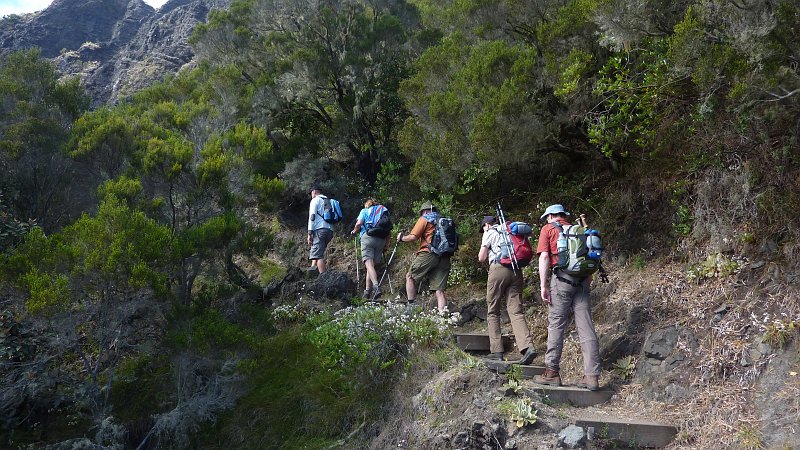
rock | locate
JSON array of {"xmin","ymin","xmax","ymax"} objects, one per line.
[
  {"xmin": 642, "ymin": 326, "xmax": 679, "ymax": 360},
  {"xmin": 664, "ymin": 383, "xmax": 692, "ymax": 402},
  {"xmin": 558, "ymin": 424, "xmax": 586, "ymax": 448},
  {"xmin": 308, "ymin": 270, "xmax": 355, "ymax": 302}
]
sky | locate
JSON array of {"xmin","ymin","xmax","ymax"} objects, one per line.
[{"xmin": 0, "ymin": 0, "xmax": 170, "ymax": 18}]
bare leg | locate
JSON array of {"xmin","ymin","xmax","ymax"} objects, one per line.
[
  {"xmin": 317, "ymin": 258, "xmax": 327, "ymax": 273},
  {"xmin": 364, "ymin": 259, "xmax": 378, "ymax": 290},
  {"xmin": 405, "ymin": 273, "xmax": 417, "ymax": 300},
  {"xmin": 435, "ymin": 290, "xmax": 447, "ymax": 312}
]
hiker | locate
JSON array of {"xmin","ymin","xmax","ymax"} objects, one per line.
[
  {"xmin": 533, "ymin": 204, "xmax": 602, "ymax": 391},
  {"xmin": 351, "ymin": 198, "xmax": 389, "ymax": 298},
  {"xmin": 307, "ymin": 186, "xmax": 334, "ymax": 274},
  {"xmin": 396, "ymin": 202, "xmax": 450, "ymax": 312},
  {"xmin": 477, "ymin": 215, "xmax": 537, "ymax": 364}
]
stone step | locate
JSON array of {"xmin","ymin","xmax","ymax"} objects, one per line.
[
  {"xmin": 481, "ymin": 359, "xmax": 545, "ymax": 378},
  {"xmin": 454, "ymin": 332, "xmax": 513, "ymax": 352},
  {"xmin": 573, "ymin": 415, "xmax": 678, "ymax": 448},
  {"xmin": 524, "ymin": 384, "xmax": 615, "ymax": 407}
]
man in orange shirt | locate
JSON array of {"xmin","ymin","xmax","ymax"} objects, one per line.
[
  {"xmin": 396, "ymin": 202, "xmax": 450, "ymax": 312},
  {"xmin": 532, "ymin": 204, "xmax": 602, "ymax": 390}
]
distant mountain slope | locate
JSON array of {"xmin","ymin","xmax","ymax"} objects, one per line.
[{"xmin": 0, "ymin": 0, "xmax": 232, "ymax": 105}]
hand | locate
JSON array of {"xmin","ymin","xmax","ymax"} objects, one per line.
[
  {"xmin": 351, "ymin": 229, "xmax": 357, "ymax": 235},
  {"xmin": 307, "ymin": 234, "xmax": 312, "ymax": 246},
  {"xmin": 540, "ymin": 286, "xmax": 551, "ymax": 305},
  {"xmin": 396, "ymin": 231, "xmax": 403, "ymax": 242}
]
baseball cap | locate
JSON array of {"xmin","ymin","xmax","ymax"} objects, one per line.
[{"xmin": 479, "ymin": 215, "xmax": 496, "ymax": 232}]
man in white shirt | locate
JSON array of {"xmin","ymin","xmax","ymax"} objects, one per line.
[{"xmin": 308, "ymin": 186, "xmax": 334, "ymax": 274}]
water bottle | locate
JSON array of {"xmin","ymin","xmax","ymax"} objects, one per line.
[
  {"xmin": 585, "ymin": 229, "xmax": 602, "ymax": 260},
  {"xmin": 556, "ymin": 229, "xmax": 568, "ymax": 267}
]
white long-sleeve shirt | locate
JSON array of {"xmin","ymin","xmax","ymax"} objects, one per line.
[{"xmin": 308, "ymin": 195, "xmax": 334, "ymax": 232}]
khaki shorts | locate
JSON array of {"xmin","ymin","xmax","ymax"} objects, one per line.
[
  {"xmin": 309, "ymin": 228, "xmax": 333, "ymax": 260},
  {"xmin": 408, "ymin": 251, "xmax": 450, "ymax": 291},
  {"xmin": 360, "ymin": 234, "xmax": 385, "ymax": 263}
]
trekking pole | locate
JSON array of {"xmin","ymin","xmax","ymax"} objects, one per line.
[
  {"xmin": 372, "ymin": 240, "xmax": 399, "ymax": 301},
  {"xmin": 496, "ymin": 202, "xmax": 520, "ymax": 274},
  {"xmin": 354, "ymin": 235, "xmax": 360, "ymax": 292}
]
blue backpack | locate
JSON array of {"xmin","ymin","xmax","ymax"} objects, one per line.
[
  {"xmin": 320, "ymin": 196, "xmax": 343, "ymax": 224},
  {"xmin": 365, "ymin": 205, "xmax": 392, "ymax": 238}
]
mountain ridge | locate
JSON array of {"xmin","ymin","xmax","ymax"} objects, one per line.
[{"xmin": 0, "ymin": 0, "xmax": 232, "ymax": 105}]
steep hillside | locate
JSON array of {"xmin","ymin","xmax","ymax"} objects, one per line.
[{"xmin": 0, "ymin": 0, "xmax": 231, "ymax": 104}]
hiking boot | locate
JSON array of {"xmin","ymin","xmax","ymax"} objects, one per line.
[
  {"xmin": 371, "ymin": 287, "xmax": 382, "ymax": 299},
  {"xmin": 532, "ymin": 368, "xmax": 561, "ymax": 386},
  {"xmin": 518, "ymin": 347, "xmax": 537, "ymax": 365},
  {"xmin": 362, "ymin": 288, "xmax": 373, "ymax": 299},
  {"xmin": 577, "ymin": 375, "xmax": 600, "ymax": 391},
  {"xmin": 485, "ymin": 352, "xmax": 504, "ymax": 360}
]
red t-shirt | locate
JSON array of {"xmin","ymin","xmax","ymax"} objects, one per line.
[{"xmin": 536, "ymin": 218, "xmax": 570, "ymax": 266}]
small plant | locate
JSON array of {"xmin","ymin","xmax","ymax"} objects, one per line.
[
  {"xmin": 458, "ymin": 354, "xmax": 486, "ymax": 370},
  {"xmin": 762, "ymin": 320, "xmax": 798, "ymax": 348},
  {"xmin": 502, "ymin": 378, "xmax": 523, "ymax": 394},
  {"xmin": 612, "ymin": 355, "xmax": 636, "ymax": 380},
  {"xmin": 497, "ymin": 398, "xmax": 538, "ymax": 427},
  {"xmin": 506, "ymin": 363, "xmax": 523, "ymax": 383},
  {"xmin": 686, "ymin": 253, "xmax": 746, "ymax": 282},
  {"xmin": 736, "ymin": 424, "xmax": 764, "ymax": 450},
  {"xmin": 630, "ymin": 254, "xmax": 646, "ymax": 270}
]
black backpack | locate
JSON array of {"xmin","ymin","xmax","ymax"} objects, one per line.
[
  {"xmin": 365, "ymin": 205, "xmax": 393, "ymax": 238},
  {"xmin": 428, "ymin": 215, "xmax": 458, "ymax": 256}
]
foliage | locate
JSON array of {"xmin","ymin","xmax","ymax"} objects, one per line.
[
  {"xmin": 686, "ymin": 253, "xmax": 746, "ymax": 283},
  {"xmin": 497, "ymin": 397, "xmax": 538, "ymax": 427},
  {"xmin": 612, "ymin": 355, "xmax": 636, "ymax": 380},
  {"xmin": 0, "ymin": 49, "xmax": 90, "ymax": 230},
  {"xmin": 305, "ymin": 303, "xmax": 459, "ymax": 377},
  {"xmin": 762, "ymin": 319, "xmax": 798, "ymax": 349}
]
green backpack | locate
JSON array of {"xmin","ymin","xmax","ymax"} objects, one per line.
[{"xmin": 553, "ymin": 223, "xmax": 600, "ymax": 278}]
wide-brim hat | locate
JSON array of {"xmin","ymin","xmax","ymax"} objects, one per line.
[
  {"xmin": 419, "ymin": 201, "xmax": 436, "ymax": 213},
  {"xmin": 479, "ymin": 215, "xmax": 496, "ymax": 232},
  {"xmin": 540, "ymin": 204, "xmax": 570, "ymax": 220}
]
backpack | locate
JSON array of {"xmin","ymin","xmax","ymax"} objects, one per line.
[
  {"xmin": 426, "ymin": 213, "xmax": 458, "ymax": 256},
  {"xmin": 497, "ymin": 221, "xmax": 534, "ymax": 269},
  {"xmin": 553, "ymin": 223, "xmax": 603, "ymax": 277},
  {"xmin": 320, "ymin": 196, "xmax": 343, "ymax": 224},
  {"xmin": 365, "ymin": 205, "xmax": 393, "ymax": 238}
]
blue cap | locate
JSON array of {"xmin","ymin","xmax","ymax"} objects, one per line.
[{"xmin": 540, "ymin": 204, "xmax": 570, "ymax": 220}]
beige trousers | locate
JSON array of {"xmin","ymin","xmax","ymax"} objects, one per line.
[{"xmin": 486, "ymin": 264, "xmax": 534, "ymax": 354}]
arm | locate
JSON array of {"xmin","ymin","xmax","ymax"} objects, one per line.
[
  {"xmin": 478, "ymin": 245, "xmax": 489, "ymax": 263},
  {"xmin": 351, "ymin": 219, "xmax": 364, "ymax": 235},
  {"xmin": 539, "ymin": 251, "xmax": 551, "ymax": 305},
  {"xmin": 397, "ymin": 231, "xmax": 419, "ymax": 243},
  {"xmin": 308, "ymin": 198, "xmax": 317, "ymax": 245}
]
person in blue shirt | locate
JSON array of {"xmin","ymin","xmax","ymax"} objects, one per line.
[
  {"xmin": 307, "ymin": 186, "xmax": 334, "ymax": 274},
  {"xmin": 351, "ymin": 198, "xmax": 389, "ymax": 298}
]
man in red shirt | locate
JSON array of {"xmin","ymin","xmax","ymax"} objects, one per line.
[
  {"xmin": 396, "ymin": 202, "xmax": 451, "ymax": 312},
  {"xmin": 532, "ymin": 204, "xmax": 602, "ymax": 390}
]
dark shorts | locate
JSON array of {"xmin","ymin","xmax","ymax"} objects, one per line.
[
  {"xmin": 309, "ymin": 228, "xmax": 333, "ymax": 260},
  {"xmin": 408, "ymin": 251, "xmax": 450, "ymax": 291}
]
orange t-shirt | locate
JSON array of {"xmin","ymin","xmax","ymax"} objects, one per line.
[
  {"xmin": 409, "ymin": 216, "xmax": 435, "ymax": 253},
  {"xmin": 536, "ymin": 218, "xmax": 570, "ymax": 266}
]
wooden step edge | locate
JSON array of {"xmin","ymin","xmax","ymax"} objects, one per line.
[
  {"xmin": 481, "ymin": 359, "xmax": 545, "ymax": 378},
  {"xmin": 523, "ymin": 385, "xmax": 615, "ymax": 407},
  {"xmin": 454, "ymin": 333, "xmax": 513, "ymax": 352},
  {"xmin": 573, "ymin": 415, "xmax": 678, "ymax": 448}
]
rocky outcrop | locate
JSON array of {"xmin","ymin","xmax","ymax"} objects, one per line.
[{"xmin": 0, "ymin": 0, "xmax": 232, "ymax": 105}]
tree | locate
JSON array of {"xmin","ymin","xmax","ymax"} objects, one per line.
[
  {"xmin": 192, "ymin": 0, "xmax": 423, "ymax": 186},
  {"xmin": 0, "ymin": 49, "xmax": 90, "ymax": 230}
]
